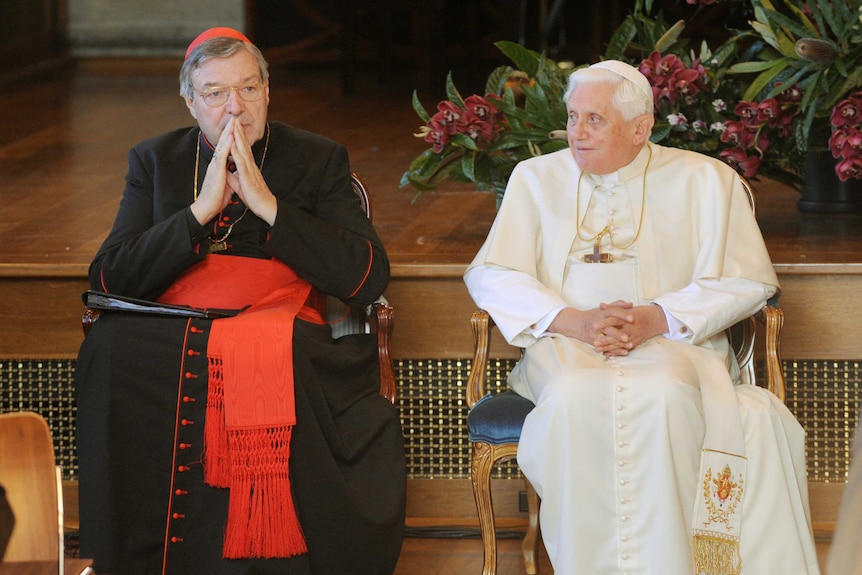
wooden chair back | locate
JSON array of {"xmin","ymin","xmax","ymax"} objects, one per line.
[{"xmin": 0, "ymin": 411, "xmax": 62, "ymax": 562}]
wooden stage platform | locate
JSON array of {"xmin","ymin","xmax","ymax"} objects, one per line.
[{"xmin": 2, "ymin": 58, "xmax": 861, "ymax": 538}]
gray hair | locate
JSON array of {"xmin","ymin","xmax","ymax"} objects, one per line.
[
  {"xmin": 179, "ymin": 37, "xmax": 270, "ymax": 100},
  {"xmin": 564, "ymin": 66, "xmax": 653, "ymax": 120}
]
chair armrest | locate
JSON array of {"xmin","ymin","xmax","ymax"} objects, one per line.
[
  {"xmin": 370, "ymin": 298, "xmax": 397, "ymax": 404},
  {"xmin": 467, "ymin": 309, "xmax": 494, "ymax": 409},
  {"xmin": 757, "ymin": 300, "xmax": 786, "ymax": 403},
  {"xmin": 82, "ymin": 308, "xmax": 101, "ymax": 336}
]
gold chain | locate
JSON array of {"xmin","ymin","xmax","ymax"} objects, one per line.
[
  {"xmin": 575, "ymin": 144, "xmax": 652, "ymax": 251},
  {"xmin": 193, "ymin": 123, "xmax": 270, "ymax": 252}
]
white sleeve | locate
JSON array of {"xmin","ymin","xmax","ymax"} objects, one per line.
[
  {"xmin": 464, "ymin": 264, "xmax": 569, "ymax": 347},
  {"xmin": 652, "ymin": 276, "xmax": 777, "ymax": 345}
]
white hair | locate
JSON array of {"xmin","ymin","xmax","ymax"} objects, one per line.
[{"xmin": 564, "ymin": 66, "xmax": 653, "ymax": 120}]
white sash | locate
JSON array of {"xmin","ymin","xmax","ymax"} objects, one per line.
[{"xmin": 677, "ymin": 345, "xmax": 746, "ymax": 575}]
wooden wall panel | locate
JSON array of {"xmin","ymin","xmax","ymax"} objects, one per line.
[
  {"xmin": 2, "ymin": 267, "xmax": 862, "ymax": 362},
  {"xmin": 384, "ymin": 273, "xmax": 520, "ymax": 360},
  {"xmin": 0, "ymin": 277, "xmax": 87, "ymax": 359},
  {"xmin": 774, "ymin": 270, "xmax": 862, "ymax": 360}
]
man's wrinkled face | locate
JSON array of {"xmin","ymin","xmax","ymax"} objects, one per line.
[
  {"xmin": 566, "ymin": 81, "xmax": 649, "ymax": 175},
  {"xmin": 185, "ymin": 49, "xmax": 269, "ymax": 147}
]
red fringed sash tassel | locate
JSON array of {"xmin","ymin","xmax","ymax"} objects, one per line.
[
  {"xmin": 205, "ymin": 283, "xmax": 313, "ymax": 558},
  {"xmin": 203, "ymin": 354, "xmax": 229, "ymax": 483},
  {"xmin": 221, "ymin": 425, "xmax": 305, "ymax": 558}
]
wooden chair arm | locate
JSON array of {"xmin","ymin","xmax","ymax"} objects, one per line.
[
  {"xmin": 730, "ymin": 315, "xmax": 757, "ymax": 388},
  {"xmin": 757, "ymin": 301, "xmax": 786, "ymax": 403},
  {"xmin": 82, "ymin": 308, "xmax": 100, "ymax": 336},
  {"xmin": 371, "ymin": 298, "xmax": 397, "ymax": 405},
  {"xmin": 467, "ymin": 309, "xmax": 494, "ymax": 409}
]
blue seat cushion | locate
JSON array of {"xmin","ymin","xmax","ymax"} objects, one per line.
[{"xmin": 467, "ymin": 390, "xmax": 536, "ymax": 445}]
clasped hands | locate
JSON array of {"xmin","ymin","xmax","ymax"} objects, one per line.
[
  {"xmin": 191, "ymin": 117, "xmax": 277, "ymax": 227},
  {"xmin": 550, "ymin": 300, "xmax": 669, "ymax": 357}
]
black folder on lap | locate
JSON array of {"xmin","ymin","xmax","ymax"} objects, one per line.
[{"xmin": 82, "ymin": 290, "xmax": 239, "ymax": 319}]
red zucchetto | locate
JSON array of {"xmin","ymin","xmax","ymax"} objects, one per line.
[{"xmin": 185, "ymin": 27, "xmax": 252, "ymax": 60}]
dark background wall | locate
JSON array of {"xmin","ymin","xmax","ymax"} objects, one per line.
[
  {"xmin": 1, "ymin": 0, "xmax": 67, "ymax": 82},
  {"xmin": 3, "ymin": 0, "xmax": 757, "ymax": 92}
]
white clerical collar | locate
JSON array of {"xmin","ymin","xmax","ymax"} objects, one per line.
[{"xmin": 618, "ymin": 143, "xmax": 654, "ymax": 182}]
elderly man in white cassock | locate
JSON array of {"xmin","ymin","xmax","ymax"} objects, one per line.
[{"xmin": 464, "ymin": 60, "xmax": 821, "ymax": 575}]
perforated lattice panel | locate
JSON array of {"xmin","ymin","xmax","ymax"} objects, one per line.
[
  {"xmin": 0, "ymin": 358, "xmax": 859, "ymax": 483},
  {"xmin": 783, "ymin": 360, "xmax": 862, "ymax": 482},
  {"xmin": 396, "ymin": 358, "xmax": 521, "ymax": 479}
]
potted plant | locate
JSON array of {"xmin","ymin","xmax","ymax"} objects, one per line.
[
  {"xmin": 602, "ymin": 0, "xmax": 805, "ymax": 187},
  {"xmin": 401, "ymin": 0, "xmax": 859, "ymax": 207},
  {"xmin": 399, "ymin": 41, "xmax": 571, "ymax": 205},
  {"xmin": 727, "ymin": 0, "xmax": 862, "ymax": 209},
  {"xmin": 399, "ymin": 9, "xmax": 756, "ymax": 203}
]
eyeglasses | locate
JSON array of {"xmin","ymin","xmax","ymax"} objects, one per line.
[{"xmin": 193, "ymin": 81, "xmax": 267, "ymax": 107}]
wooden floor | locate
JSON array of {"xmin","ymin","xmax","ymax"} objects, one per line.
[
  {"xmin": 2, "ymin": 57, "xmax": 853, "ymax": 573},
  {"xmin": 392, "ymin": 521, "xmax": 834, "ymax": 574},
  {"xmin": 395, "ymin": 528, "xmax": 554, "ymax": 575}
]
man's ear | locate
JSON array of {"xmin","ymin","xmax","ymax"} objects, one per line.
[
  {"xmin": 633, "ymin": 114, "xmax": 655, "ymax": 145},
  {"xmin": 185, "ymin": 97, "xmax": 198, "ymax": 120}
]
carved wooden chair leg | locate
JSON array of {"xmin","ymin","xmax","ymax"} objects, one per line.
[
  {"xmin": 522, "ymin": 478, "xmax": 541, "ymax": 574},
  {"xmin": 471, "ymin": 441, "xmax": 500, "ymax": 575}
]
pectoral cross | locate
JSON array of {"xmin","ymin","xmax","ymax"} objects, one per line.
[
  {"xmin": 208, "ymin": 239, "xmax": 228, "ymax": 253},
  {"xmin": 583, "ymin": 225, "xmax": 614, "ymax": 263}
]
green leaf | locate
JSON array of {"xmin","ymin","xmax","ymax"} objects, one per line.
[
  {"xmin": 445, "ymin": 72, "xmax": 465, "ymax": 107},
  {"xmin": 764, "ymin": 6, "xmax": 817, "ymax": 41},
  {"xmin": 760, "ymin": 64, "xmax": 811, "ymax": 103},
  {"xmin": 521, "ymin": 82, "xmax": 550, "ymax": 115},
  {"xmin": 740, "ymin": 58, "xmax": 791, "ymax": 100},
  {"xmin": 494, "ymin": 41, "xmax": 542, "ymax": 77},
  {"xmin": 727, "ymin": 59, "xmax": 787, "ymax": 74},
  {"xmin": 450, "ymin": 133, "xmax": 479, "ymax": 150},
  {"xmin": 605, "ymin": 16, "xmax": 638, "ymax": 61},
  {"xmin": 798, "ymin": 68, "xmax": 825, "ymax": 112},
  {"xmin": 411, "ymin": 90, "xmax": 431, "ymax": 123},
  {"xmin": 797, "ymin": 94, "xmax": 820, "ymax": 148},
  {"xmin": 461, "ymin": 152, "xmax": 476, "ymax": 182},
  {"xmin": 539, "ymin": 139, "xmax": 569, "ymax": 154},
  {"xmin": 709, "ymin": 39, "xmax": 739, "ymax": 69},
  {"xmin": 486, "ymin": 65, "xmax": 513, "ymax": 95},
  {"xmin": 777, "ymin": 0, "xmax": 821, "ymax": 36},
  {"xmin": 403, "ymin": 148, "xmax": 446, "ymax": 181},
  {"xmin": 655, "ymin": 20, "xmax": 686, "ymax": 54},
  {"xmin": 648, "ymin": 123, "xmax": 673, "ymax": 144},
  {"xmin": 749, "ymin": 20, "xmax": 781, "ymax": 53},
  {"xmin": 759, "ymin": 15, "xmax": 799, "ymax": 58},
  {"xmin": 827, "ymin": 68, "xmax": 862, "ymax": 109}
]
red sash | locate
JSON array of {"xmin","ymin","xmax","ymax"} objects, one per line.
[{"xmin": 158, "ymin": 255, "xmax": 324, "ymax": 558}]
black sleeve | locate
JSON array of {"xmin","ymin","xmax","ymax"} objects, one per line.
[
  {"xmin": 88, "ymin": 143, "xmax": 208, "ymax": 300},
  {"xmin": 263, "ymin": 144, "xmax": 389, "ymax": 306}
]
